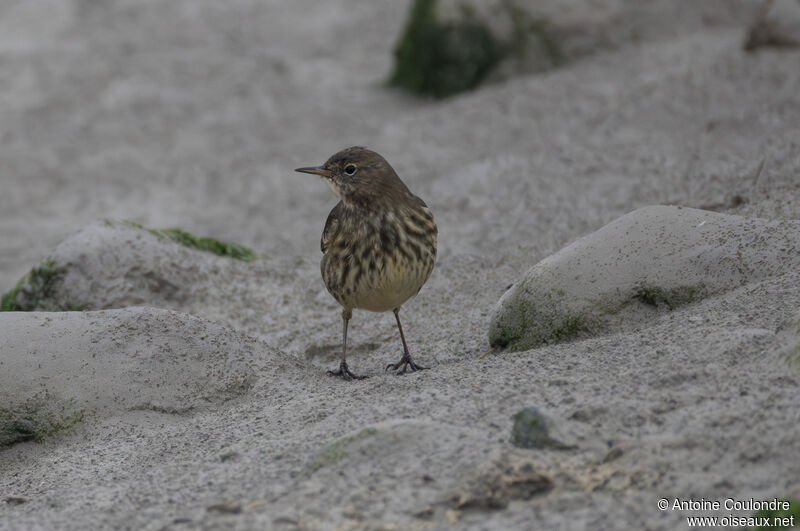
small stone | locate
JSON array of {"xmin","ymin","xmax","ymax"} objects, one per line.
[
  {"xmin": 413, "ymin": 506, "xmax": 434, "ymax": 520},
  {"xmin": 207, "ymin": 502, "xmax": 242, "ymax": 514},
  {"xmin": 745, "ymin": 0, "xmax": 800, "ymax": 50},
  {"xmin": 603, "ymin": 446, "xmax": 624, "ymax": 463},
  {"xmin": 5, "ymin": 496, "xmax": 27, "ymax": 506},
  {"xmin": 219, "ymin": 451, "xmax": 240, "ymax": 463},
  {"xmin": 569, "ymin": 406, "xmax": 606, "ymax": 423},
  {"xmin": 510, "ymin": 407, "xmax": 573, "ymax": 450}
]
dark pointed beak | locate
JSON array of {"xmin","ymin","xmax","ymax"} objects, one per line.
[{"xmin": 295, "ymin": 165, "xmax": 331, "ymax": 178}]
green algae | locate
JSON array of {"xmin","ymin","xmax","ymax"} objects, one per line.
[
  {"xmin": 0, "ymin": 259, "xmax": 71, "ymax": 312},
  {"xmin": 159, "ymin": 228, "xmax": 256, "ymax": 262},
  {"xmin": 2, "ymin": 221, "xmax": 257, "ymax": 312},
  {"xmin": 388, "ymin": 0, "xmax": 503, "ymax": 98},
  {"xmin": 634, "ymin": 284, "xmax": 707, "ymax": 311},
  {"xmin": 115, "ymin": 220, "xmax": 256, "ymax": 262},
  {"xmin": 490, "ymin": 281, "xmax": 712, "ymax": 352},
  {"xmin": 0, "ymin": 399, "xmax": 85, "ymax": 447},
  {"xmin": 489, "ymin": 289, "xmax": 592, "ymax": 352},
  {"xmin": 388, "ymin": 0, "xmax": 563, "ymax": 98}
]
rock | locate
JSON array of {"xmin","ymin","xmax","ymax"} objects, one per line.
[
  {"xmin": 289, "ymin": 420, "xmax": 503, "ymax": 522},
  {"xmin": 489, "ymin": 206, "xmax": 800, "ymax": 351},
  {"xmin": 388, "ymin": 0, "xmax": 505, "ymax": 98},
  {"xmin": 603, "ymin": 446, "xmax": 625, "ymax": 463},
  {"xmin": 448, "ymin": 453, "xmax": 553, "ymax": 510},
  {"xmin": 745, "ymin": 0, "xmax": 800, "ymax": 50},
  {"xmin": 776, "ymin": 310, "xmax": 800, "ymax": 365},
  {"xmin": 388, "ymin": 0, "xmax": 628, "ymax": 97},
  {"xmin": 0, "ymin": 220, "xmax": 255, "ymax": 312},
  {"xmin": 207, "ymin": 503, "xmax": 243, "ymax": 514},
  {"xmin": 437, "ymin": 0, "xmax": 616, "ymax": 68},
  {"xmin": 413, "ymin": 506, "xmax": 434, "ymax": 520},
  {"xmin": 0, "ymin": 398, "xmax": 83, "ymax": 447},
  {"xmin": 391, "ymin": 0, "xmax": 761, "ymax": 97},
  {"xmin": 4, "ymin": 497, "xmax": 27, "ymax": 506},
  {"xmin": 1, "ymin": 259, "xmax": 63, "ymax": 311},
  {"xmin": 0, "ymin": 307, "xmax": 263, "ymax": 444},
  {"xmin": 510, "ymin": 407, "xmax": 574, "ymax": 450}
]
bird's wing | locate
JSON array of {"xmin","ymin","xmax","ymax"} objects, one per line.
[{"xmin": 321, "ymin": 201, "xmax": 345, "ymax": 254}]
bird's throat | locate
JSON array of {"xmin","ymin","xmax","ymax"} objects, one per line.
[{"xmin": 325, "ymin": 179, "xmax": 342, "ymax": 200}]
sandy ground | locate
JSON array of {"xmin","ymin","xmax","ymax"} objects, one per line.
[{"xmin": 2, "ymin": 0, "xmax": 800, "ymax": 529}]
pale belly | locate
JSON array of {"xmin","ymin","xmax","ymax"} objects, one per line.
[
  {"xmin": 354, "ymin": 261, "xmax": 428, "ymax": 312},
  {"xmin": 321, "ymin": 249, "xmax": 434, "ymax": 313}
]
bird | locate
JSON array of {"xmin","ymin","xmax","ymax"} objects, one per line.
[{"xmin": 295, "ymin": 146, "xmax": 438, "ymax": 379}]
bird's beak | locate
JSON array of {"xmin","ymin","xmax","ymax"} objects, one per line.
[{"xmin": 295, "ymin": 165, "xmax": 331, "ymax": 178}]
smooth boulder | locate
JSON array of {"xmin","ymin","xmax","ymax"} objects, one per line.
[{"xmin": 489, "ymin": 206, "xmax": 800, "ymax": 351}]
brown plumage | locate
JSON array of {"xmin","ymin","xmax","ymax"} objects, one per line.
[{"xmin": 296, "ymin": 147, "xmax": 438, "ymax": 379}]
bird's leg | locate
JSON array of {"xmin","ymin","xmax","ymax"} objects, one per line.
[
  {"xmin": 386, "ymin": 309, "xmax": 429, "ymax": 374},
  {"xmin": 328, "ymin": 309, "xmax": 365, "ymax": 380}
]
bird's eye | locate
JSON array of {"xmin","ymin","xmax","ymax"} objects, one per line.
[{"xmin": 344, "ymin": 164, "xmax": 357, "ymax": 176}]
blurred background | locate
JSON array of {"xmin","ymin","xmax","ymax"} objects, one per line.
[{"xmin": 1, "ymin": 0, "xmax": 798, "ymax": 291}]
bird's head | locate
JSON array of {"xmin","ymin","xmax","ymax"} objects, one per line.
[{"xmin": 295, "ymin": 146, "xmax": 409, "ymax": 208}]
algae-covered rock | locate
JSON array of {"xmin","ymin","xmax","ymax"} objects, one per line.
[
  {"xmin": 489, "ymin": 206, "xmax": 800, "ymax": 351},
  {"xmin": 388, "ymin": 0, "xmax": 584, "ymax": 98},
  {"xmin": 0, "ymin": 220, "xmax": 258, "ymax": 312},
  {"xmin": 0, "ymin": 259, "xmax": 78, "ymax": 311},
  {"xmin": 118, "ymin": 220, "xmax": 256, "ymax": 262},
  {"xmin": 0, "ymin": 398, "xmax": 84, "ymax": 447},
  {"xmin": 388, "ymin": 0, "xmax": 504, "ymax": 98},
  {"xmin": 390, "ymin": 0, "xmax": 760, "ymax": 98}
]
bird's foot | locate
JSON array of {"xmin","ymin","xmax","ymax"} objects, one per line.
[
  {"xmin": 327, "ymin": 360, "xmax": 366, "ymax": 380},
  {"xmin": 385, "ymin": 353, "xmax": 428, "ymax": 375}
]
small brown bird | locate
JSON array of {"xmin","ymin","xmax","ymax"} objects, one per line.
[{"xmin": 295, "ymin": 147, "xmax": 438, "ymax": 379}]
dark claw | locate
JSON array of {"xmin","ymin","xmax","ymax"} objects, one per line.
[
  {"xmin": 385, "ymin": 353, "xmax": 429, "ymax": 375},
  {"xmin": 328, "ymin": 360, "xmax": 366, "ymax": 380}
]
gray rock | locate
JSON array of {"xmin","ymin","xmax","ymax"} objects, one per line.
[
  {"xmin": 437, "ymin": 0, "xmax": 760, "ymax": 78},
  {"xmin": 510, "ymin": 407, "xmax": 574, "ymax": 450},
  {"xmin": 489, "ymin": 206, "xmax": 800, "ymax": 351},
  {"xmin": 0, "ymin": 308, "xmax": 263, "ymax": 433},
  {"xmin": 745, "ymin": 0, "xmax": 800, "ymax": 50},
  {"xmin": 30, "ymin": 220, "xmax": 254, "ymax": 311}
]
